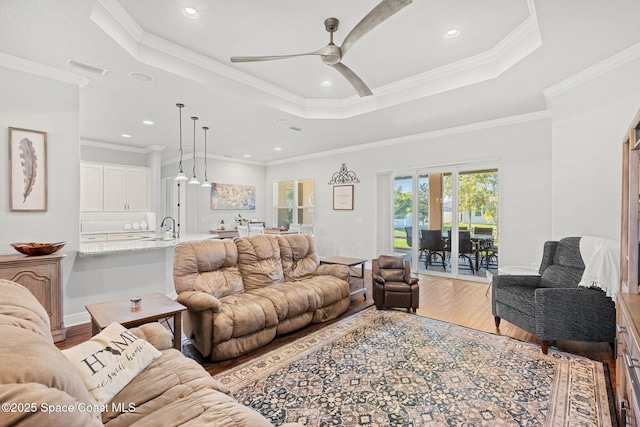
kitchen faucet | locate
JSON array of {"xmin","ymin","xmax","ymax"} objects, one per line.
[{"xmin": 160, "ymin": 217, "xmax": 177, "ymax": 239}]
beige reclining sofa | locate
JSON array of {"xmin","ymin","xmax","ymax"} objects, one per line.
[
  {"xmin": 174, "ymin": 234, "xmax": 351, "ymax": 361},
  {"xmin": 0, "ymin": 279, "xmax": 303, "ymax": 426}
]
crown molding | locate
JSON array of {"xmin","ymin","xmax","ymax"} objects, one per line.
[
  {"xmin": 92, "ymin": 0, "xmax": 540, "ymax": 120},
  {"xmin": 145, "ymin": 145, "xmax": 165, "ymax": 153},
  {"xmin": 267, "ymin": 110, "xmax": 551, "ymax": 166},
  {"xmin": 0, "ymin": 52, "xmax": 90, "ymax": 88},
  {"xmin": 161, "ymin": 152, "xmax": 265, "ymax": 167},
  {"xmin": 543, "ymin": 42, "xmax": 640, "ymax": 108},
  {"xmin": 81, "ymin": 139, "xmax": 149, "ymax": 153}
]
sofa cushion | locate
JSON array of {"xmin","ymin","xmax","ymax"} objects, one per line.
[
  {"xmin": 174, "ymin": 239, "xmax": 244, "ymax": 299},
  {"xmin": 235, "ymin": 235, "xmax": 284, "ymax": 290},
  {"xmin": 0, "ymin": 279, "xmax": 52, "ymax": 342},
  {"xmin": 277, "ymin": 234, "xmax": 320, "ymax": 281},
  {"xmin": 0, "ymin": 383, "xmax": 102, "ymax": 427},
  {"xmin": 247, "ymin": 282, "xmax": 315, "ymax": 322},
  {"xmin": 214, "ymin": 293, "xmax": 279, "ymax": 343},
  {"xmin": 0, "ymin": 325, "xmax": 99, "ymax": 416},
  {"xmin": 63, "ymin": 323, "xmax": 162, "ymax": 405}
]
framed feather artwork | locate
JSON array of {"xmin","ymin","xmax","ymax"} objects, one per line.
[{"xmin": 9, "ymin": 127, "xmax": 47, "ymax": 212}]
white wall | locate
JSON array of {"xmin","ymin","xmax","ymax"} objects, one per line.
[
  {"xmin": 0, "ymin": 64, "xmax": 180, "ymax": 327},
  {"xmin": 0, "ymin": 66, "xmax": 80, "ymax": 283},
  {"xmin": 549, "ymin": 58, "xmax": 640, "ymax": 240},
  {"xmin": 162, "ymin": 156, "xmax": 266, "ymax": 234},
  {"xmin": 266, "ymin": 116, "xmax": 553, "ymax": 268}
]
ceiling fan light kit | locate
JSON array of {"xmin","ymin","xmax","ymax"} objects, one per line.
[{"xmin": 230, "ymin": 0, "xmax": 412, "ymax": 97}]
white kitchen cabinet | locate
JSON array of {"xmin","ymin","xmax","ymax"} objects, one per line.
[
  {"xmin": 103, "ymin": 165, "xmax": 149, "ymax": 212},
  {"xmin": 80, "ymin": 163, "xmax": 104, "ymax": 211},
  {"xmin": 125, "ymin": 167, "xmax": 150, "ymax": 212}
]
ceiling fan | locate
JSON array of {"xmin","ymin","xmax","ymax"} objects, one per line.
[{"xmin": 230, "ymin": 0, "xmax": 412, "ymax": 97}]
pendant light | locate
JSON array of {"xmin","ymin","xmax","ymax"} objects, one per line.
[
  {"xmin": 188, "ymin": 116, "xmax": 200, "ymax": 185},
  {"xmin": 201, "ymin": 126, "xmax": 211, "ymax": 188},
  {"xmin": 174, "ymin": 103, "xmax": 188, "ymax": 181}
]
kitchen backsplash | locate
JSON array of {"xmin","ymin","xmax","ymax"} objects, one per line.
[{"xmin": 80, "ymin": 212, "xmax": 156, "ymax": 234}]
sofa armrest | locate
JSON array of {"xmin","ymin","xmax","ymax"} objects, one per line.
[
  {"xmin": 373, "ymin": 275, "xmax": 385, "ymax": 284},
  {"xmin": 176, "ymin": 291, "xmax": 222, "ymax": 313},
  {"xmin": 317, "ymin": 264, "xmax": 350, "ymax": 281},
  {"xmin": 130, "ymin": 322, "xmax": 173, "ymax": 351},
  {"xmin": 492, "ymin": 274, "xmax": 541, "ymax": 289}
]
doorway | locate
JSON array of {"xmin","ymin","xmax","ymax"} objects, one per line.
[{"xmin": 393, "ymin": 164, "xmax": 499, "ymax": 281}]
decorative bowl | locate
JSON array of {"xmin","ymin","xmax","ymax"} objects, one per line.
[{"xmin": 11, "ymin": 241, "xmax": 67, "ymax": 256}]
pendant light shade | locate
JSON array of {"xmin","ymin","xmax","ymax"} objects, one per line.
[
  {"xmin": 188, "ymin": 116, "xmax": 200, "ymax": 185},
  {"xmin": 201, "ymin": 126, "xmax": 211, "ymax": 188},
  {"xmin": 174, "ymin": 103, "xmax": 188, "ymax": 181}
]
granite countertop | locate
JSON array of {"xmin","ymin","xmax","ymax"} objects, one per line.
[
  {"xmin": 78, "ymin": 233, "xmax": 219, "ymax": 256},
  {"xmin": 81, "ymin": 230, "xmax": 154, "ymax": 235}
]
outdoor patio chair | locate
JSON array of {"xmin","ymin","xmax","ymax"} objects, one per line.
[
  {"xmin": 404, "ymin": 226, "xmax": 412, "ymax": 247},
  {"xmin": 420, "ymin": 229, "xmax": 446, "ymax": 270},
  {"xmin": 447, "ymin": 230, "xmax": 475, "ymax": 274},
  {"xmin": 458, "ymin": 231, "xmax": 476, "ymax": 274}
]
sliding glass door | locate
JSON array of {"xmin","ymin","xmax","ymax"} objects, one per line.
[{"xmin": 393, "ymin": 164, "xmax": 499, "ymax": 281}]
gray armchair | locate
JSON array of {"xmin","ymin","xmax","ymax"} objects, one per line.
[{"xmin": 491, "ymin": 237, "xmax": 616, "ymax": 354}]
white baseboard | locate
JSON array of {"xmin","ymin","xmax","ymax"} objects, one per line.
[{"xmin": 64, "ymin": 311, "xmax": 91, "ymax": 327}]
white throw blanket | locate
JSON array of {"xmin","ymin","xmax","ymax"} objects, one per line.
[{"xmin": 578, "ymin": 236, "xmax": 620, "ymax": 301}]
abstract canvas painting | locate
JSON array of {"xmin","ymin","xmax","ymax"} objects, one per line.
[
  {"xmin": 211, "ymin": 183, "xmax": 255, "ymax": 210},
  {"xmin": 9, "ymin": 127, "xmax": 48, "ymax": 212}
]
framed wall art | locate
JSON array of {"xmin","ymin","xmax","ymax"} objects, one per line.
[
  {"xmin": 211, "ymin": 183, "xmax": 256, "ymax": 210},
  {"xmin": 9, "ymin": 127, "xmax": 48, "ymax": 212},
  {"xmin": 333, "ymin": 185, "xmax": 354, "ymax": 210}
]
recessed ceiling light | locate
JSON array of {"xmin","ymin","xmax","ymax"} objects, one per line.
[
  {"xmin": 321, "ymin": 80, "xmax": 333, "ymax": 87},
  {"xmin": 287, "ymin": 126, "xmax": 304, "ymax": 132},
  {"xmin": 274, "ymin": 147, "xmax": 282, "ymax": 151},
  {"xmin": 444, "ymin": 29, "xmax": 460, "ymax": 39},
  {"xmin": 122, "ymin": 134, "xmax": 132, "ymax": 138},
  {"xmin": 275, "ymin": 118, "xmax": 289, "ymax": 123},
  {"xmin": 182, "ymin": 7, "xmax": 199, "ymax": 19},
  {"xmin": 128, "ymin": 71, "xmax": 154, "ymax": 82},
  {"xmin": 142, "ymin": 120, "xmax": 154, "ymax": 125},
  {"xmin": 243, "ymin": 154, "xmax": 251, "ymax": 158}
]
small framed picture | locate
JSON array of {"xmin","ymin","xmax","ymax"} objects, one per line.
[
  {"xmin": 9, "ymin": 127, "xmax": 48, "ymax": 212},
  {"xmin": 333, "ymin": 185, "xmax": 354, "ymax": 210}
]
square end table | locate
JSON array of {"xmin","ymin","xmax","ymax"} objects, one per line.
[
  {"xmin": 320, "ymin": 256, "xmax": 367, "ymax": 299},
  {"xmin": 86, "ymin": 293, "xmax": 186, "ymax": 351}
]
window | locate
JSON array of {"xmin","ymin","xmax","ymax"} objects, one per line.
[{"xmin": 274, "ymin": 178, "xmax": 314, "ymax": 228}]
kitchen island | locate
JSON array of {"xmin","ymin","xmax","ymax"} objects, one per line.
[
  {"xmin": 78, "ymin": 233, "xmax": 218, "ymax": 256},
  {"xmin": 66, "ymin": 233, "xmax": 218, "ymax": 328}
]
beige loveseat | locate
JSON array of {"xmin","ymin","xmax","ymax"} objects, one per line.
[
  {"xmin": 0, "ymin": 279, "xmax": 302, "ymax": 426},
  {"xmin": 174, "ymin": 234, "xmax": 351, "ymax": 361}
]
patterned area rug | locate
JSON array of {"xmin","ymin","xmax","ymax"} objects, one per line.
[{"xmin": 214, "ymin": 308, "xmax": 613, "ymax": 426}]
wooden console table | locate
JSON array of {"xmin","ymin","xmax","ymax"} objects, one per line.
[{"xmin": 0, "ymin": 253, "xmax": 67, "ymax": 342}]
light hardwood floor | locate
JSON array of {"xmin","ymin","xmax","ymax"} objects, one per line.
[{"xmin": 56, "ymin": 273, "xmax": 616, "ymax": 389}]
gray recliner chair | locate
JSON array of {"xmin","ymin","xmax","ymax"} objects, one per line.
[{"xmin": 492, "ymin": 237, "xmax": 616, "ymax": 354}]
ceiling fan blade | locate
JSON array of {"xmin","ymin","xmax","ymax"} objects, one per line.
[
  {"xmin": 331, "ymin": 62, "xmax": 373, "ymax": 97},
  {"xmin": 231, "ymin": 46, "xmax": 331, "ymax": 63},
  {"xmin": 340, "ymin": 0, "xmax": 412, "ymax": 57}
]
